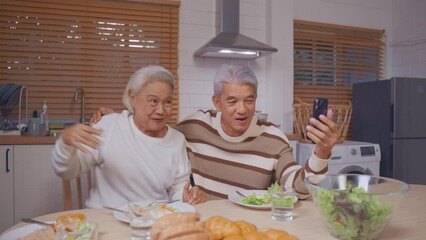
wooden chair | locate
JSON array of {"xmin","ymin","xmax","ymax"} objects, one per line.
[{"xmin": 62, "ymin": 171, "xmax": 92, "ymax": 210}]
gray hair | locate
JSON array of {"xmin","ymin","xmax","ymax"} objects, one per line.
[
  {"xmin": 122, "ymin": 65, "xmax": 175, "ymax": 113},
  {"xmin": 213, "ymin": 64, "xmax": 258, "ymax": 97}
]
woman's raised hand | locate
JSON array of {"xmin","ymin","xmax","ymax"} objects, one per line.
[{"xmin": 62, "ymin": 123, "xmax": 102, "ymax": 153}]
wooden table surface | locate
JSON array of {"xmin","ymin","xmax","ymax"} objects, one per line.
[{"xmin": 2, "ymin": 185, "xmax": 425, "ymax": 240}]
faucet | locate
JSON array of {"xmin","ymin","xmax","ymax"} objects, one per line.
[{"xmin": 74, "ymin": 87, "xmax": 85, "ymax": 124}]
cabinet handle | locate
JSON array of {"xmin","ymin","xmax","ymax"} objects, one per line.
[{"xmin": 6, "ymin": 148, "xmax": 10, "ymax": 172}]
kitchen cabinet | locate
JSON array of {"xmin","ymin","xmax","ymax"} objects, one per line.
[
  {"xmin": 0, "ymin": 145, "xmax": 14, "ymax": 233},
  {"xmin": 0, "ymin": 144, "xmax": 63, "ymax": 233}
]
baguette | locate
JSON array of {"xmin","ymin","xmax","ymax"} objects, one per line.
[
  {"xmin": 169, "ymin": 232, "xmax": 212, "ymax": 240},
  {"xmin": 151, "ymin": 212, "xmax": 200, "ymax": 240},
  {"xmin": 158, "ymin": 221, "xmax": 205, "ymax": 240}
]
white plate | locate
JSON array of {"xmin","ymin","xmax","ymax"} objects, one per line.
[
  {"xmin": 228, "ymin": 190, "xmax": 298, "ymax": 209},
  {"xmin": 112, "ymin": 200, "xmax": 196, "ymax": 223},
  {"xmin": 0, "ymin": 222, "xmax": 54, "ymax": 240}
]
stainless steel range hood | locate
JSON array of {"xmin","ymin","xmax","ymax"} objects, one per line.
[{"xmin": 193, "ymin": 0, "xmax": 277, "ymax": 60}]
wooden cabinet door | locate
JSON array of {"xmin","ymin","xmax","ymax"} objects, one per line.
[
  {"xmin": 0, "ymin": 145, "xmax": 14, "ymax": 233},
  {"xmin": 13, "ymin": 145, "xmax": 63, "ymax": 223}
]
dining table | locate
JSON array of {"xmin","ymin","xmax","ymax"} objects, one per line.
[{"xmin": 1, "ymin": 184, "xmax": 426, "ymax": 240}]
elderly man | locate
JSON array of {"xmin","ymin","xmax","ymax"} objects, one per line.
[{"xmin": 93, "ymin": 64, "xmax": 339, "ymax": 200}]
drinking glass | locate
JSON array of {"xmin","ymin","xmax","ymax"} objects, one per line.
[
  {"xmin": 129, "ymin": 202, "xmax": 156, "ymax": 240},
  {"xmin": 271, "ymin": 187, "xmax": 296, "ymax": 221}
]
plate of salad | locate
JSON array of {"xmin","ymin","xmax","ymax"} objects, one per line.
[{"xmin": 228, "ymin": 184, "xmax": 298, "ymax": 209}]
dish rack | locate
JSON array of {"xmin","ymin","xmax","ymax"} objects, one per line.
[
  {"xmin": 0, "ymin": 84, "xmax": 28, "ymax": 135},
  {"xmin": 293, "ymin": 97, "xmax": 352, "ymax": 143}
]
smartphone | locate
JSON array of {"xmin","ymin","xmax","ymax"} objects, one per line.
[{"xmin": 313, "ymin": 98, "xmax": 328, "ymax": 120}]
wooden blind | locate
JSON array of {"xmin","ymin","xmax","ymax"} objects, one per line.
[
  {"xmin": 293, "ymin": 20, "xmax": 385, "ymax": 105},
  {"xmin": 0, "ymin": 0, "xmax": 180, "ymax": 124}
]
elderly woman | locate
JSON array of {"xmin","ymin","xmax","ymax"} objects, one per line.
[{"xmin": 52, "ymin": 65, "xmax": 205, "ymax": 208}]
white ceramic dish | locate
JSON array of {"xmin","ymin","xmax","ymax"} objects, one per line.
[
  {"xmin": 0, "ymin": 221, "xmax": 54, "ymax": 240},
  {"xmin": 112, "ymin": 200, "xmax": 196, "ymax": 223},
  {"xmin": 228, "ymin": 190, "xmax": 298, "ymax": 209}
]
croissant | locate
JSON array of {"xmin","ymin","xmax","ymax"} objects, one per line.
[
  {"xmin": 223, "ymin": 234, "xmax": 244, "ymax": 240},
  {"xmin": 204, "ymin": 216, "xmax": 301, "ymax": 240},
  {"xmin": 205, "ymin": 216, "xmax": 242, "ymax": 240},
  {"xmin": 263, "ymin": 228, "xmax": 299, "ymax": 240},
  {"xmin": 240, "ymin": 231, "xmax": 269, "ymax": 240},
  {"xmin": 234, "ymin": 221, "xmax": 257, "ymax": 234}
]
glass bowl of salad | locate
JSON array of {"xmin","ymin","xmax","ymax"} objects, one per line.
[{"xmin": 305, "ymin": 174, "xmax": 410, "ymax": 240}]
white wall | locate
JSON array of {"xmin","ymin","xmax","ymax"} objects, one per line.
[
  {"xmin": 179, "ymin": 0, "xmax": 269, "ymax": 123},
  {"xmin": 178, "ymin": 0, "xmax": 419, "ymax": 133},
  {"xmin": 391, "ymin": 0, "xmax": 426, "ymax": 77}
]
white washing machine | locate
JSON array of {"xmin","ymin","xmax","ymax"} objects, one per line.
[{"xmin": 296, "ymin": 141, "xmax": 380, "ymax": 175}]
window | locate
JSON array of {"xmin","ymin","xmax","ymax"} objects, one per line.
[
  {"xmin": 0, "ymin": 0, "xmax": 180, "ymax": 124},
  {"xmin": 293, "ymin": 20, "xmax": 385, "ymax": 105}
]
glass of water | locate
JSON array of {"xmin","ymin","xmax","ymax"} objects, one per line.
[
  {"xmin": 271, "ymin": 187, "xmax": 296, "ymax": 221},
  {"xmin": 128, "ymin": 202, "xmax": 157, "ymax": 240}
]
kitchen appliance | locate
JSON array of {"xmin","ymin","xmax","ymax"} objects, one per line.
[
  {"xmin": 193, "ymin": 0, "xmax": 277, "ymax": 59},
  {"xmin": 296, "ymin": 141, "xmax": 380, "ymax": 176},
  {"xmin": 352, "ymin": 77, "xmax": 426, "ymax": 184}
]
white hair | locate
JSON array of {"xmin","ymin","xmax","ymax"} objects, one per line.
[
  {"xmin": 213, "ymin": 64, "xmax": 258, "ymax": 97},
  {"xmin": 122, "ymin": 65, "xmax": 175, "ymax": 113}
]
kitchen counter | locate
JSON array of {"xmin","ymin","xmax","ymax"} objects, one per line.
[{"xmin": 0, "ymin": 136, "xmax": 57, "ymax": 145}]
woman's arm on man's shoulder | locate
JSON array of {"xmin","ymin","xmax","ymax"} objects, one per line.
[{"xmin": 90, "ymin": 107, "xmax": 115, "ymax": 125}]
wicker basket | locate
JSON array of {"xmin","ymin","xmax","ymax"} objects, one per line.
[{"xmin": 293, "ymin": 98, "xmax": 352, "ymax": 143}]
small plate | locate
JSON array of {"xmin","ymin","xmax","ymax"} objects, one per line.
[
  {"xmin": 112, "ymin": 200, "xmax": 196, "ymax": 223},
  {"xmin": 0, "ymin": 222, "xmax": 55, "ymax": 240},
  {"xmin": 228, "ymin": 190, "xmax": 298, "ymax": 209}
]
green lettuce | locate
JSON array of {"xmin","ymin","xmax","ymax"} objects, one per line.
[
  {"xmin": 241, "ymin": 193, "xmax": 268, "ymax": 205},
  {"xmin": 64, "ymin": 222, "xmax": 97, "ymax": 240},
  {"xmin": 241, "ymin": 183, "xmax": 282, "ymax": 205},
  {"xmin": 315, "ymin": 185, "xmax": 393, "ymax": 240}
]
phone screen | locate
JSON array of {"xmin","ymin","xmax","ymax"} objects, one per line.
[{"xmin": 313, "ymin": 98, "xmax": 328, "ymax": 120}]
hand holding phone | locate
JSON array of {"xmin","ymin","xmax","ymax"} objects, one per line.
[{"xmin": 313, "ymin": 98, "xmax": 328, "ymax": 120}]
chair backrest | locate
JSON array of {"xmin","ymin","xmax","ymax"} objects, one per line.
[
  {"xmin": 293, "ymin": 97, "xmax": 352, "ymax": 143},
  {"xmin": 62, "ymin": 171, "xmax": 92, "ymax": 210}
]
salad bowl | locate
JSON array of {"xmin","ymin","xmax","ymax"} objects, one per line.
[{"xmin": 305, "ymin": 174, "xmax": 410, "ymax": 240}]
